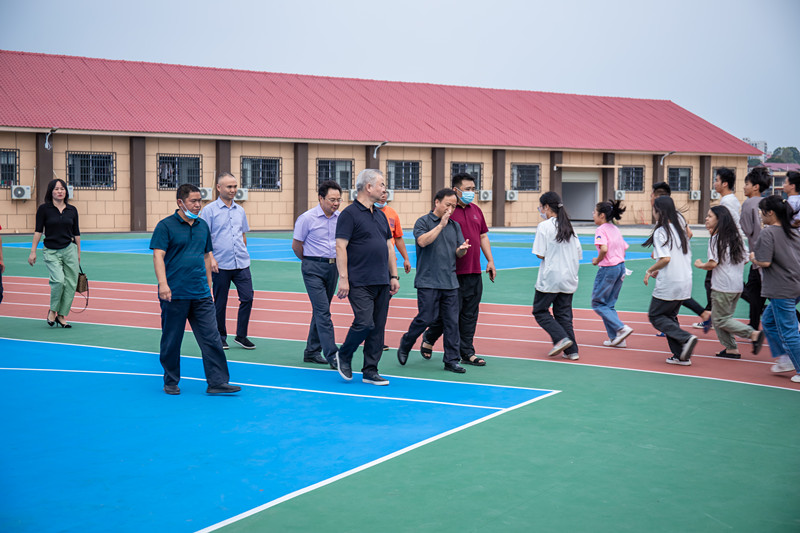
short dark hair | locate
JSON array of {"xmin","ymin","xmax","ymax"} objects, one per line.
[
  {"xmin": 652, "ymin": 181, "xmax": 671, "ymax": 197},
  {"xmin": 318, "ymin": 180, "xmax": 342, "ymax": 198},
  {"xmin": 215, "ymin": 172, "xmax": 235, "ymax": 184},
  {"xmin": 452, "ymin": 172, "xmax": 476, "ymax": 189},
  {"xmin": 744, "ymin": 166, "xmax": 771, "ymax": 193},
  {"xmin": 176, "ymin": 183, "xmax": 200, "ymax": 201},
  {"xmin": 434, "ymin": 188, "xmax": 457, "ymax": 204},
  {"xmin": 716, "ymin": 168, "xmax": 735, "ymax": 190},
  {"xmin": 787, "ymin": 170, "xmax": 800, "ymax": 191}
]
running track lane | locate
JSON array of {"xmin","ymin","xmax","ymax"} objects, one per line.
[{"xmin": 2, "ymin": 276, "xmax": 797, "ymax": 390}]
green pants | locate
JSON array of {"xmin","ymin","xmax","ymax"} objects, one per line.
[
  {"xmin": 43, "ymin": 243, "xmax": 79, "ymax": 317},
  {"xmin": 711, "ymin": 290, "xmax": 754, "ymax": 351}
]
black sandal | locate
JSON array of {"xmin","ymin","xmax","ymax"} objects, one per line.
[
  {"xmin": 420, "ymin": 341, "xmax": 433, "ymax": 360},
  {"xmin": 752, "ymin": 330, "xmax": 764, "ymax": 355},
  {"xmin": 715, "ymin": 349, "xmax": 740, "ymax": 359},
  {"xmin": 462, "ymin": 355, "xmax": 486, "ymax": 366}
]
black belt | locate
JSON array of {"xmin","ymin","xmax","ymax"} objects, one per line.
[{"xmin": 303, "ymin": 256, "xmax": 336, "ymax": 264}]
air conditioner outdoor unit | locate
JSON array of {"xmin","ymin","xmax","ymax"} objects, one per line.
[
  {"xmin": 386, "ymin": 190, "xmax": 394, "ymax": 202},
  {"xmin": 11, "ymin": 185, "xmax": 31, "ymax": 200},
  {"xmin": 710, "ymin": 191, "xmax": 721, "ymax": 200},
  {"xmin": 199, "ymin": 187, "xmax": 214, "ymax": 201},
  {"xmin": 505, "ymin": 190, "xmax": 519, "ymax": 202},
  {"xmin": 67, "ymin": 185, "xmax": 74, "ymax": 199},
  {"xmin": 349, "ymin": 189, "xmax": 358, "ymax": 201},
  {"xmin": 478, "ymin": 190, "xmax": 493, "ymax": 202},
  {"xmin": 689, "ymin": 190, "xmax": 702, "ymax": 201},
  {"xmin": 614, "ymin": 190, "xmax": 626, "ymax": 201},
  {"xmin": 235, "ymin": 188, "xmax": 248, "ymax": 202}
]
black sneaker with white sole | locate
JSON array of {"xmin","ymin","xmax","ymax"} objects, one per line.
[
  {"xmin": 221, "ymin": 339, "xmax": 229, "ymax": 350},
  {"xmin": 680, "ymin": 335, "xmax": 698, "ymax": 361},
  {"xmin": 336, "ymin": 353, "xmax": 352, "ymax": 381},
  {"xmin": 234, "ymin": 337, "xmax": 256, "ymax": 350},
  {"xmin": 362, "ymin": 371, "xmax": 389, "ymax": 385}
]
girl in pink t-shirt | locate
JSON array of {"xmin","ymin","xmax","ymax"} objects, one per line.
[{"xmin": 591, "ymin": 199, "xmax": 633, "ymax": 347}]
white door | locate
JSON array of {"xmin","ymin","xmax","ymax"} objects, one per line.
[{"xmin": 561, "ymin": 170, "xmax": 599, "ymax": 221}]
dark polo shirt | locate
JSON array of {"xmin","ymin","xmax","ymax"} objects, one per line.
[
  {"xmin": 336, "ymin": 200, "xmax": 391, "ymax": 287},
  {"xmin": 149, "ymin": 211, "xmax": 213, "ymax": 299},
  {"xmin": 450, "ymin": 203, "xmax": 488, "ymax": 275},
  {"xmin": 413, "ymin": 212, "xmax": 463, "ymax": 290}
]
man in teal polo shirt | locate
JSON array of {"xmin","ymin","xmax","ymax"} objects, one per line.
[{"xmin": 150, "ymin": 184, "xmax": 241, "ymax": 396}]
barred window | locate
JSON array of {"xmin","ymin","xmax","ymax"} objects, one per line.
[
  {"xmin": 511, "ymin": 164, "xmax": 540, "ymax": 191},
  {"xmin": 67, "ymin": 152, "xmax": 115, "ymax": 189},
  {"xmin": 241, "ymin": 157, "xmax": 281, "ymax": 190},
  {"xmin": 667, "ymin": 167, "xmax": 692, "ymax": 192},
  {"xmin": 0, "ymin": 149, "xmax": 19, "ymax": 188},
  {"xmin": 451, "ymin": 162, "xmax": 482, "ymax": 190},
  {"xmin": 158, "ymin": 154, "xmax": 202, "ymax": 190},
  {"xmin": 387, "ymin": 160, "xmax": 420, "ymax": 190},
  {"xmin": 618, "ymin": 166, "xmax": 644, "ymax": 191},
  {"xmin": 318, "ymin": 159, "xmax": 353, "ymax": 189}
]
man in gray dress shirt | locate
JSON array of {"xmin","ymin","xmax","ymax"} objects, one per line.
[{"xmin": 396, "ymin": 189, "xmax": 470, "ymax": 373}]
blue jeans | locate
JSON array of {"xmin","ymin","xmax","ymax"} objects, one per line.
[
  {"xmin": 761, "ymin": 297, "xmax": 800, "ymax": 374},
  {"xmin": 591, "ymin": 262, "xmax": 626, "ymax": 339}
]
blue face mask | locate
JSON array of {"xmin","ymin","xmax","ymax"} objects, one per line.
[
  {"xmin": 460, "ymin": 190, "xmax": 475, "ymax": 205},
  {"xmin": 180, "ymin": 200, "xmax": 200, "ymax": 220},
  {"xmin": 374, "ymin": 202, "xmax": 387, "ymax": 209}
]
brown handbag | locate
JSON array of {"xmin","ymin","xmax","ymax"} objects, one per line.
[{"xmin": 73, "ymin": 265, "xmax": 89, "ymax": 312}]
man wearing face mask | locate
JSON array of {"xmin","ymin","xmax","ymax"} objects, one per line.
[
  {"xmin": 421, "ymin": 173, "xmax": 496, "ymax": 366},
  {"xmin": 150, "ymin": 183, "xmax": 241, "ymax": 396}
]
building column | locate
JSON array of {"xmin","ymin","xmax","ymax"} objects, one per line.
[
  {"xmin": 366, "ymin": 145, "xmax": 379, "ymax": 170},
  {"xmin": 492, "ymin": 149, "xmax": 506, "ymax": 227},
  {"xmin": 602, "ymin": 153, "xmax": 615, "ymax": 201},
  {"xmin": 699, "ymin": 155, "xmax": 712, "ymax": 224},
  {"xmin": 216, "ymin": 140, "xmax": 231, "ymax": 181},
  {"xmin": 294, "ymin": 142, "xmax": 309, "ymax": 223},
  {"xmin": 652, "ymin": 154, "xmax": 665, "ymax": 185},
  {"xmin": 35, "ymin": 132, "xmax": 54, "ymax": 206},
  {"xmin": 549, "ymin": 151, "xmax": 562, "ymax": 196},
  {"xmin": 431, "ymin": 147, "xmax": 446, "ymax": 203},
  {"xmin": 130, "ymin": 137, "xmax": 147, "ymax": 231}
]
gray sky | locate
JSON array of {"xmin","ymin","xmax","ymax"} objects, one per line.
[{"xmin": 3, "ymin": 0, "xmax": 797, "ymax": 153}]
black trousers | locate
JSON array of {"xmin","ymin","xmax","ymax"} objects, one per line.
[
  {"xmin": 648, "ymin": 297, "xmax": 692, "ymax": 358},
  {"xmin": 532, "ymin": 290, "xmax": 578, "ymax": 355},
  {"xmin": 681, "ymin": 298, "xmax": 706, "ymax": 316},
  {"xmin": 424, "ymin": 273, "xmax": 482, "ymax": 359},
  {"xmin": 338, "ymin": 284, "xmax": 391, "ymax": 373},
  {"xmin": 300, "ymin": 259, "xmax": 339, "ymax": 359},
  {"xmin": 741, "ymin": 265, "xmax": 766, "ymax": 329},
  {"xmin": 159, "ymin": 296, "xmax": 231, "ymax": 387},
  {"xmin": 400, "ymin": 288, "xmax": 460, "ymax": 364},
  {"xmin": 703, "ymin": 270, "xmax": 713, "ymax": 312},
  {"xmin": 211, "ymin": 267, "xmax": 254, "ymax": 340}
]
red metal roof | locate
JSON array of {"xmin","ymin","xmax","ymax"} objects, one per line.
[{"xmin": 0, "ymin": 50, "xmax": 760, "ymax": 155}]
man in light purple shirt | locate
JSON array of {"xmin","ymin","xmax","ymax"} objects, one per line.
[
  {"xmin": 200, "ymin": 172, "xmax": 255, "ymax": 350},
  {"xmin": 292, "ymin": 180, "xmax": 342, "ymax": 366}
]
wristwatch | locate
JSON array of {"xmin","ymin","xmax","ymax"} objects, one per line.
[{"xmin": 390, "ymin": 275, "xmax": 399, "ymax": 280}]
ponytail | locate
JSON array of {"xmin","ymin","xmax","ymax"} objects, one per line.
[
  {"xmin": 759, "ymin": 194, "xmax": 797, "ymax": 239},
  {"xmin": 540, "ymin": 191, "xmax": 575, "ymax": 243},
  {"xmin": 595, "ymin": 199, "xmax": 626, "ymax": 223}
]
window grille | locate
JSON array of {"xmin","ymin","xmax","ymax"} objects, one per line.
[
  {"xmin": 451, "ymin": 162, "xmax": 482, "ymax": 190},
  {"xmin": 317, "ymin": 159, "xmax": 353, "ymax": 190},
  {"xmin": 157, "ymin": 154, "xmax": 202, "ymax": 190},
  {"xmin": 0, "ymin": 149, "xmax": 19, "ymax": 188},
  {"xmin": 241, "ymin": 157, "xmax": 281, "ymax": 190},
  {"xmin": 387, "ymin": 160, "xmax": 420, "ymax": 190},
  {"xmin": 67, "ymin": 152, "xmax": 116, "ymax": 189},
  {"xmin": 511, "ymin": 164, "xmax": 540, "ymax": 191},
  {"xmin": 667, "ymin": 167, "xmax": 692, "ymax": 192},
  {"xmin": 618, "ymin": 166, "xmax": 644, "ymax": 191}
]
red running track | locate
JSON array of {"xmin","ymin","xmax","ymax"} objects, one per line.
[{"xmin": 2, "ymin": 276, "xmax": 798, "ymax": 391}]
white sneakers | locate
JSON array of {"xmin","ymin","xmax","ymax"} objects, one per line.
[
  {"xmin": 609, "ymin": 325, "xmax": 633, "ymax": 347},
  {"xmin": 548, "ymin": 338, "xmax": 573, "ymax": 357},
  {"xmin": 603, "ymin": 339, "xmax": 627, "ymax": 348},
  {"xmin": 771, "ymin": 355, "xmax": 795, "ymax": 373}
]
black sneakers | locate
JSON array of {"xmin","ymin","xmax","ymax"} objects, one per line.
[
  {"xmin": 206, "ymin": 383, "xmax": 242, "ymax": 394},
  {"xmin": 234, "ymin": 337, "xmax": 256, "ymax": 350},
  {"xmin": 362, "ymin": 372, "xmax": 389, "ymax": 386},
  {"xmin": 221, "ymin": 339, "xmax": 229, "ymax": 350},
  {"xmin": 336, "ymin": 353, "xmax": 352, "ymax": 381}
]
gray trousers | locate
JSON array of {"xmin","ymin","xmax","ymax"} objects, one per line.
[
  {"xmin": 711, "ymin": 290, "xmax": 754, "ymax": 351},
  {"xmin": 301, "ymin": 259, "xmax": 339, "ymax": 359}
]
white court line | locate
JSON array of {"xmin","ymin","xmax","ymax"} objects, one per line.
[{"xmin": 195, "ymin": 390, "xmax": 560, "ymax": 533}]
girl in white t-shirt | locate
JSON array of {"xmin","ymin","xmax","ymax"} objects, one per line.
[
  {"xmin": 532, "ymin": 192, "xmax": 583, "ymax": 360},
  {"xmin": 643, "ymin": 196, "xmax": 698, "ymax": 365},
  {"xmin": 694, "ymin": 206, "xmax": 764, "ymax": 358}
]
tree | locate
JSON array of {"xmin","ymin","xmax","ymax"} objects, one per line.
[
  {"xmin": 748, "ymin": 158, "xmax": 763, "ymax": 167},
  {"xmin": 766, "ymin": 147, "xmax": 800, "ymax": 164}
]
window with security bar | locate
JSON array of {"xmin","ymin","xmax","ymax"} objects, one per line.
[
  {"xmin": 451, "ymin": 162, "xmax": 482, "ymax": 190},
  {"xmin": 618, "ymin": 166, "xmax": 644, "ymax": 191},
  {"xmin": 241, "ymin": 157, "xmax": 281, "ymax": 190},
  {"xmin": 667, "ymin": 167, "xmax": 692, "ymax": 192},
  {"xmin": 511, "ymin": 164, "xmax": 540, "ymax": 191},
  {"xmin": 387, "ymin": 160, "xmax": 420, "ymax": 190},
  {"xmin": 317, "ymin": 159, "xmax": 353, "ymax": 189},
  {"xmin": 158, "ymin": 154, "xmax": 202, "ymax": 190},
  {"xmin": 67, "ymin": 152, "xmax": 116, "ymax": 189},
  {"xmin": 0, "ymin": 149, "xmax": 19, "ymax": 188}
]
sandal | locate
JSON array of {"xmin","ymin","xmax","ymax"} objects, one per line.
[
  {"xmin": 420, "ymin": 341, "xmax": 433, "ymax": 360},
  {"xmin": 462, "ymin": 354, "xmax": 486, "ymax": 366},
  {"xmin": 715, "ymin": 349, "xmax": 740, "ymax": 360},
  {"xmin": 752, "ymin": 330, "xmax": 764, "ymax": 355}
]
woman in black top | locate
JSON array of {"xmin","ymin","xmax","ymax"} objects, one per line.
[{"xmin": 28, "ymin": 179, "xmax": 81, "ymax": 328}]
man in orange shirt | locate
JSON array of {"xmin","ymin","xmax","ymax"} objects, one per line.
[{"xmin": 375, "ymin": 190, "xmax": 411, "ymax": 350}]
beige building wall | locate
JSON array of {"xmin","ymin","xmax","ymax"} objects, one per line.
[
  {"xmin": 382, "ymin": 146, "xmax": 432, "ymax": 227},
  {"xmin": 615, "ymin": 153, "xmax": 654, "ymax": 226},
  {"xmin": 0, "ymin": 132, "xmax": 37, "ymax": 233},
  {"xmin": 447, "ymin": 148, "xmax": 494, "ymax": 223},
  {"xmin": 230, "ymin": 141, "xmax": 295, "ymax": 230},
  {"xmin": 505, "ymin": 149, "xmax": 549, "ymax": 227},
  {"xmin": 305, "ymin": 143, "xmax": 365, "ymax": 214}
]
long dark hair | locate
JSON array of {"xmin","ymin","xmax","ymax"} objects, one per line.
[
  {"xmin": 540, "ymin": 191, "xmax": 575, "ymax": 243},
  {"xmin": 759, "ymin": 194, "xmax": 797, "ymax": 239},
  {"xmin": 643, "ymin": 196, "xmax": 689, "ymax": 254},
  {"xmin": 709, "ymin": 206, "xmax": 745, "ymax": 264},
  {"xmin": 44, "ymin": 178, "xmax": 69, "ymax": 205},
  {"xmin": 595, "ymin": 199, "xmax": 626, "ymax": 223}
]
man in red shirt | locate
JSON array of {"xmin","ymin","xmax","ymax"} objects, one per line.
[
  {"xmin": 375, "ymin": 190, "xmax": 411, "ymax": 274},
  {"xmin": 422, "ymin": 173, "xmax": 496, "ymax": 366}
]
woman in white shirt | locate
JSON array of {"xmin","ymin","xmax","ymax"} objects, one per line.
[
  {"xmin": 643, "ymin": 196, "xmax": 698, "ymax": 365},
  {"xmin": 532, "ymin": 192, "xmax": 583, "ymax": 360},
  {"xmin": 694, "ymin": 206, "xmax": 764, "ymax": 358}
]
